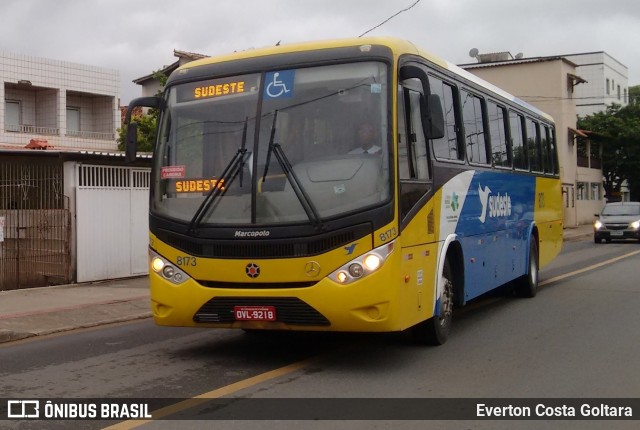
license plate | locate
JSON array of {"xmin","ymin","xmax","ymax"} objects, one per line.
[
  {"xmin": 234, "ymin": 306, "xmax": 276, "ymax": 321},
  {"xmin": 611, "ymin": 231, "xmax": 624, "ymax": 237}
]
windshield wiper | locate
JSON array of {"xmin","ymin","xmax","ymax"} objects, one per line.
[
  {"xmin": 188, "ymin": 118, "xmax": 250, "ymax": 233},
  {"xmin": 262, "ymin": 110, "xmax": 323, "ymax": 230}
]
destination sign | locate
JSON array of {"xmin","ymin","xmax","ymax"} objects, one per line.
[
  {"xmin": 176, "ymin": 74, "xmax": 259, "ymax": 103},
  {"xmin": 173, "ymin": 178, "xmax": 225, "ymax": 193},
  {"xmin": 194, "ymin": 81, "xmax": 245, "ymax": 99}
]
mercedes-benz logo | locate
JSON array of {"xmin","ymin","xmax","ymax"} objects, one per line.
[
  {"xmin": 246, "ymin": 263, "xmax": 260, "ymax": 278},
  {"xmin": 304, "ymin": 261, "xmax": 321, "ymax": 277}
]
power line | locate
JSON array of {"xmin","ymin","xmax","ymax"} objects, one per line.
[{"xmin": 358, "ymin": 0, "xmax": 422, "ymax": 38}]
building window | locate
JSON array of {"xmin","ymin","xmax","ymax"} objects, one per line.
[
  {"xmin": 590, "ymin": 141, "xmax": 602, "ymax": 169},
  {"xmin": 606, "ymin": 79, "xmax": 610, "ymax": 95},
  {"xmin": 617, "ymin": 85, "xmax": 621, "ymax": 100},
  {"xmin": 5, "ymin": 100, "xmax": 21, "ymax": 132},
  {"xmin": 590, "ymin": 182, "xmax": 601, "ymax": 201},
  {"xmin": 577, "ymin": 182, "xmax": 587, "ymax": 200},
  {"xmin": 577, "ymin": 182, "xmax": 602, "ymax": 200},
  {"xmin": 577, "ymin": 138, "xmax": 589, "ymax": 167},
  {"xmin": 67, "ymin": 107, "xmax": 80, "ymax": 134}
]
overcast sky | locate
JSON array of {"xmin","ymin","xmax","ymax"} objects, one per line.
[{"xmin": 1, "ymin": 0, "xmax": 638, "ymax": 104}]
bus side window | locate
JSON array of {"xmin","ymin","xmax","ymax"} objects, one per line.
[
  {"xmin": 542, "ymin": 125, "xmax": 557, "ymax": 175},
  {"xmin": 488, "ymin": 101, "xmax": 511, "ymax": 168},
  {"xmin": 526, "ymin": 118, "xmax": 543, "ymax": 173},
  {"xmin": 398, "ymin": 81, "xmax": 431, "ymax": 222},
  {"xmin": 509, "ymin": 111, "xmax": 528, "ymax": 170},
  {"xmin": 461, "ymin": 90, "xmax": 488, "ymax": 164},
  {"xmin": 428, "ymin": 75, "xmax": 462, "ymax": 161}
]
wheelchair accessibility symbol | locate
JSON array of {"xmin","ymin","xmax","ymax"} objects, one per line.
[{"xmin": 264, "ymin": 70, "xmax": 295, "ymax": 99}]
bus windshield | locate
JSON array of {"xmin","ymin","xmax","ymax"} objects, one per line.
[{"xmin": 152, "ymin": 61, "xmax": 390, "ymax": 226}]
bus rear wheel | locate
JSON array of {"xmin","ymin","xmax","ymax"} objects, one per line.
[
  {"xmin": 411, "ymin": 259, "xmax": 453, "ymax": 345},
  {"xmin": 515, "ymin": 239, "xmax": 538, "ymax": 298}
]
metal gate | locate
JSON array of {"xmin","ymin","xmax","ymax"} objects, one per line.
[
  {"xmin": 0, "ymin": 159, "xmax": 71, "ymax": 290},
  {"xmin": 76, "ymin": 164, "xmax": 150, "ymax": 282}
]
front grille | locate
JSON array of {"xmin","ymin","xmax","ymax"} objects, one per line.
[
  {"xmin": 193, "ymin": 297, "xmax": 330, "ymax": 326},
  {"xmin": 197, "ymin": 281, "xmax": 317, "ymax": 289},
  {"xmin": 155, "ymin": 224, "xmax": 370, "ymax": 259},
  {"xmin": 604, "ymin": 224, "xmax": 627, "ymax": 230}
]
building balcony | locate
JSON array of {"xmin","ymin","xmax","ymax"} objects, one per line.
[
  {"xmin": 5, "ymin": 125, "xmax": 114, "ymax": 140},
  {"xmin": 66, "ymin": 130, "xmax": 115, "ymax": 140},
  {"xmin": 5, "ymin": 124, "xmax": 60, "ymax": 136}
]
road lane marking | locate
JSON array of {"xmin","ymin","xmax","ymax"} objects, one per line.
[
  {"xmin": 540, "ymin": 249, "xmax": 640, "ymax": 286},
  {"xmin": 102, "ymin": 356, "xmax": 318, "ymax": 429}
]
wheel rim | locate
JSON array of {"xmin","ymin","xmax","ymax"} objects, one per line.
[
  {"xmin": 439, "ymin": 276, "xmax": 454, "ymax": 328},
  {"xmin": 530, "ymin": 248, "xmax": 538, "ymax": 286}
]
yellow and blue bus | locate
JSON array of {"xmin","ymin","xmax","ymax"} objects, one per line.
[{"xmin": 125, "ymin": 37, "xmax": 562, "ymax": 344}]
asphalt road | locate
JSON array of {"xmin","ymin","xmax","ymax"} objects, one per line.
[{"xmin": 1, "ymin": 238, "xmax": 639, "ymax": 430}]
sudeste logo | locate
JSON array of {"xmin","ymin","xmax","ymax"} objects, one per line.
[{"xmin": 478, "ymin": 184, "xmax": 512, "ymax": 223}]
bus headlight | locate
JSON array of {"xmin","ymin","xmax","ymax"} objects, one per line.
[
  {"xmin": 149, "ymin": 249, "xmax": 189, "ymax": 285},
  {"xmin": 151, "ymin": 257, "xmax": 165, "ymax": 272},
  {"xmin": 336, "ymin": 271, "xmax": 349, "ymax": 284},
  {"xmin": 329, "ymin": 242, "xmax": 394, "ymax": 285},
  {"xmin": 162, "ymin": 265, "xmax": 175, "ymax": 278},
  {"xmin": 363, "ymin": 254, "xmax": 381, "ymax": 271},
  {"xmin": 348, "ymin": 263, "xmax": 364, "ymax": 277}
]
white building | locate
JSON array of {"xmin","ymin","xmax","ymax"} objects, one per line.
[
  {"xmin": 561, "ymin": 51, "xmax": 629, "ymax": 117},
  {"xmin": 1, "ymin": 50, "xmax": 120, "ymax": 151},
  {"xmin": 1, "ymin": 51, "xmax": 151, "ymax": 290}
]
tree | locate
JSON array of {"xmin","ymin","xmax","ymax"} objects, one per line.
[
  {"xmin": 578, "ymin": 101, "xmax": 640, "ymax": 201},
  {"xmin": 117, "ymin": 70, "xmax": 168, "ymax": 152}
]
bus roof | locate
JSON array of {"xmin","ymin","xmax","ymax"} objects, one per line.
[{"xmin": 177, "ymin": 36, "xmax": 553, "ymax": 123}]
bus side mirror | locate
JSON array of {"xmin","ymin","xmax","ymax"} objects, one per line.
[
  {"xmin": 123, "ymin": 96, "xmax": 163, "ymax": 163},
  {"xmin": 425, "ymin": 94, "xmax": 445, "ymax": 140},
  {"xmin": 125, "ymin": 122, "xmax": 138, "ymax": 163}
]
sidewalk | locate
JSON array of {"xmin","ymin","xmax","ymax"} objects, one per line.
[
  {"xmin": 0, "ymin": 224, "xmax": 594, "ymax": 344},
  {"xmin": 0, "ymin": 276, "xmax": 151, "ymax": 344},
  {"xmin": 562, "ymin": 223, "xmax": 593, "ymax": 242}
]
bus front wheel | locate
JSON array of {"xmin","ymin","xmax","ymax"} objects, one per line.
[{"xmin": 411, "ymin": 259, "xmax": 454, "ymax": 346}]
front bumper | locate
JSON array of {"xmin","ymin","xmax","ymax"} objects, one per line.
[{"xmin": 594, "ymin": 229, "xmax": 640, "ymax": 241}]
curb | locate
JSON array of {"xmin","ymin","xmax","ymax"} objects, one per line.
[
  {"xmin": 0, "ymin": 294, "xmax": 152, "ymax": 345},
  {"xmin": 0, "ymin": 329, "xmax": 34, "ymax": 343},
  {"xmin": 564, "ymin": 233, "xmax": 592, "ymax": 242},
  {"xmin": 0, "ymin": 312, "xmax": 152, "ymax": 344}
]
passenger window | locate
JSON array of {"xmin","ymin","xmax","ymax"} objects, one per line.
[
  {"xmin": 509, "ymin": 111, "xmax": 527, "ymax": 170},
  {"xmin": 541, "ymin": 125, "xmax": 558, "ymax": 175},
  {"xmin": 461, "ymin": 90, "xmax": 488, "ymax": 164},
  {"xmin": 549, "ymin": 127, "xmax": 559, "ymax": 174},
  {"xmin": 488, "ymin": 101, "xmax": 511, "ymax": 168},
  {"xmin": 428, "ymin": 75, "xmax": 461, "ymax": 161},
  {"xmin": 526, "ymin": 118, "xmax": 542, "ymax": 172},
  {"xmin": 397, "ymin": 86, "xmax": 411, "ymax": 181},
  {"xmin": 408, "ymin": 90, "xmax": 430, "ymax": 179},
  {"xmin": 398, "ymin": 80, "xmax": 431, "ymax": 221}
]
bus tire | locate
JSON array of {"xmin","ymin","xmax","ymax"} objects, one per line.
[
  {"xmin": 411, "ymin": 259, "xmax": 454, "ymax": 345},
  {"xmin": 515, "ymin": 239, "xmax": 538, "ymax": 298}
]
